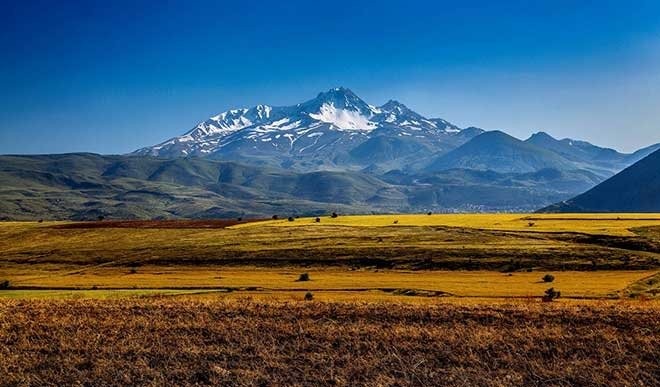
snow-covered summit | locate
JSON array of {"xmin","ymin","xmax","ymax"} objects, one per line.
[{"xmin": 133, "ymin": 87, "xmax": 470, "ymax": 160}]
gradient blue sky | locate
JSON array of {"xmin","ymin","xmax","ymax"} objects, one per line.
[{"xmin": 2, "ymin": 0, "xmax": 660, "ymax": 154}]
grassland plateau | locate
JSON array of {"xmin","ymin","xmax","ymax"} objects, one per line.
[{"xmin": 1, "ymin": 214, "xmax": 659, "ymax": 386}]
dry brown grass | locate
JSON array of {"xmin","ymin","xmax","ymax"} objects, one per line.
[{"xmin": 0, "ymin": 298, "xmax": 658, "ymax": 386}]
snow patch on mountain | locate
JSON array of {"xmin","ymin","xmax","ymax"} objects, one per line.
[{"xmin": 308, "ymin": 102, "xmax": 377, "ymax": 131}]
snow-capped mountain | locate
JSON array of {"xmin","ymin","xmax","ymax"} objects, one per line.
[{"xmin": 133, "ymin": 87, "xmax": 480, "ymax": 170}]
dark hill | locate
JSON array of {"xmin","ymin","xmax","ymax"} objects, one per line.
[{"xmin": 539, "ymin": 149, "xmax": 660, "ymax": 212}]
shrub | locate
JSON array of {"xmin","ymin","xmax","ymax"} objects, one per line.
[
  {"xmin": 237, "ymin": 217, "xmax": 242, "ymax": 222},
  {"xmin": 542, "ymin": 287, "xmax": 561, "ymax": 302},
  {"xmin": 393, "ymin": 220, "xmax": 399, "ymax": 224},
  {"xmin": 37, "ymin": 219, "xmax": 44, "ymax": 223},
  {"xmin": 98, "ymin": 215, "xmax": 105, "ymax": 222},
  {"xmin": 427, "ymin": 211, "xmax": 432, "ymax": 215},
  {"xmin": 287, "ymin": 217, "xmax": 295, "ymax": 222},
  {"xmin": 297, "ymin": 273, "xmax": 310, "ymax": 282},
  {"xmin": 0, "ymin": 280, "xmax": 9, "ymax": 289},
  {"xmin": 527, "ymin": 222, "xmax": 535, "ymax": 227},
  {"xmin": 542, "ymin": 274, "xmax": 555, "ymax": 283},
  {"xmin": 304, "ymin": 292, "xmax": 314, "ymax": 301},
  {"xmin": 129, "ymin": 268, "xmax": 138, "ymax": 275},
  {"xmin": 272, "ymin": 215, "xmax": 279, "ymax": 220},
  {"xmin": 331, "ymin": 212, "xmax": 338, "ymax": 218},
  {"xmin": 315, "ymin": 217, "xmax": 320, "ymax": 223}
]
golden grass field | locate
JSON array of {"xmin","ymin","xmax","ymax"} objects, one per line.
[
  {"xmin": 1, "ymin": 214, "xmax": 660, "ymax": 385},
  {"xmin": 238, "ymin": 212, "xmax": 660, "ymax": 236},
  {"xmin": 2, "ymin": 266, "xmax": 657, "ymax": 299},
  {"xmin": 1, "ymin": 213, "xmax": 659, "ymax": 300}
]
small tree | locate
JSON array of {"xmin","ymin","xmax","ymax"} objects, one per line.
[
  {"xmin": 98, "ymin": 215, "xmax": 105, "ymax": 222},
  {"xmin": 542, "ymin": 274, "xmax": 555, "ymax": 283},
  {"xmin": 542, "ymin": 287, "xmax": 561, "ymax": 302},
  {"xmin": 331, "ymin": 212, "xmax": 338, "ymax": 218},
  {"xmin": 237, "ymin": 217, "xmax": 243, "ymax": 222},
  {"xmin": 315, "ymin": 217, "xmax": 321, "ymax": 223},
  {"xmin": 288, "ymin": 216, "xmax": 295, "ymax": 222},
  {"xmin": 427, "ymin": 211, "xmax": 432, "ymax": 216},
  {"xmin": 297, "ymin": 273, "xmax": 310, "ymax": 282},
  {"xmin": 304, "ymin": 291, "xmax": 314, "ymax": 301}
]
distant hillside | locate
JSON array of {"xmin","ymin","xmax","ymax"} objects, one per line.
[
  {"xmin": 539, "ymin": 149, "xmax": 660, "ymax": 212},
  {"xmin": 426, "ymin": 131, "xmax": 575, "ymax": 174},
  {"xmin": 0, "ymin": 153, "xmax": 608, "ymax": 220},
  {"xmin": 0, "ymin": 154, "xmax": 391, "ymax": 220}
]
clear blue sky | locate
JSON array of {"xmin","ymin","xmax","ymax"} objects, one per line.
[{"xmin": 2, "ymin": 0, "xmax": 660, "ymax": 154}]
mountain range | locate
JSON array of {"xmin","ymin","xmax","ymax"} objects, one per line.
[
  {"xmin": 134, "ymin": 87, "xmax": 658, "ymax": 178},
  {"xmin": 1, "ymin": 87, "xmax": 658, "ymax": 220}
]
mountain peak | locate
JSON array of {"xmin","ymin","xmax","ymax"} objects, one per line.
[
  {"xmin": 306, "ymin": 87, "xmax": 371, "ymax": 112},
  {"xmin": 527, "ymin": 131, "xmax": 557, "ymax": 142},
  {"xmin": 315, "ymin": 87, "xmax": 358, "ymax": 100},
  {"xmin": 380, "ymin": 100, "xmax": 410, "ymax": 113}
]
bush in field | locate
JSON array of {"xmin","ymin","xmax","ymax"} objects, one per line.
[
  {"xmin": 287, "ymin": 217, "xmax": 295, "ymax": 222},
  {"xmin": 427, "ymin": 211, "xmax": 432, "ymax": 215},
  {"xmin": 542, "ymin": 274, "xmax": 555, "ymax": 283},
  {"xmin": 272, "ymin": 215, "xmax": 279, "ymax": 220},
  {"xmin": 542, "ymin": 287, "xmax": 561, "ymax": 302},
  {"xmin": 331, "ymin": 212, "xmax": 338, "ymax": 218},
  {"xmin": 304, "ymin": 291, "xmax": 314, "ymax": 301},
  {"xmin": 297, "ymin": 273, "xmax": 310, "ymax": 282},
  {"xmin": 315, "ymin": 217, "xmax": 320, "ymax": 223},
  {"xmin": 0, "ymin": 280, "xmax": 10, "ymax": 289}
]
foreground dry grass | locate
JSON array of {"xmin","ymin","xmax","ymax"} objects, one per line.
[{"xmin": 0, "ymin": 298, "xmax": 658, "ymax": 386}]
